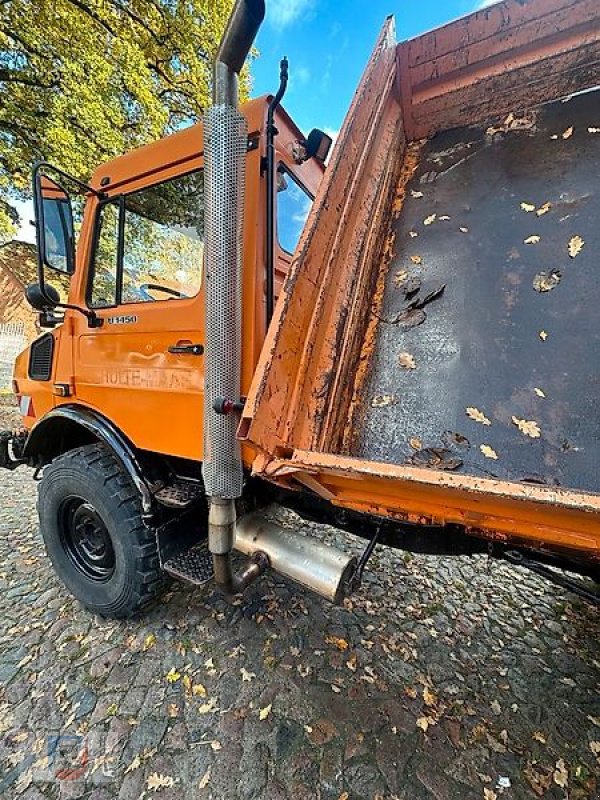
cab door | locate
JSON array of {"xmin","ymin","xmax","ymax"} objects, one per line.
[{"xmin": 72, "ymin": 169, "xmax": 206, "ymax": 461}]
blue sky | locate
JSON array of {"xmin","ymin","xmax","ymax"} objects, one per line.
[
  {"xmin": 252, "ymin": 0, "xmax": 492, "ymax": 138},
  {"xmin": 16, "ymin": 0, "xmax": 492, "ymax": 241}
]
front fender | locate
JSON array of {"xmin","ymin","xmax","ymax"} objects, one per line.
[{"xmin": 23, "ymin": 405, "xmax": 154, "ymax": 516}]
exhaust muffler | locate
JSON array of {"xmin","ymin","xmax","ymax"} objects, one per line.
[{"xmin": 235, "ymin": 511, "xmax": 357, "ymax": 604}]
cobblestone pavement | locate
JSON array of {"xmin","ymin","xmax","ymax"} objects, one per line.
[{"xmin": 1, "ymin": 402, "xmax": 599, "ymax": 800}]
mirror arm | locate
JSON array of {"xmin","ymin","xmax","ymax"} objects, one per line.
[{"xmin": 32, "ymin": 160, "xmax": 105, "ymax": 199}]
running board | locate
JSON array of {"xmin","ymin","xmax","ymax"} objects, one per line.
[{"xmin": 163, "ymin": 542, "xmax": 214, "ymax": 586}]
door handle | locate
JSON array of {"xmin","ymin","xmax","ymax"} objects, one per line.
[{"xmin": 168, "ymin": 343, "xmax": 204, "ymax": 355}]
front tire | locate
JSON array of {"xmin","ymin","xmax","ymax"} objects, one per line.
[{"xmin": 38, "ymin": 443, "xmax": 166, "ymax": 618}]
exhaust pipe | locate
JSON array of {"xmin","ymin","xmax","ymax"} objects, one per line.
[
  {"xmin": 235, "ymin": 511, "xmax": 358, "ymax": 604},
  {"xmin": 203, "ymin": 0, "xmax": 267, "ymax": 591}
]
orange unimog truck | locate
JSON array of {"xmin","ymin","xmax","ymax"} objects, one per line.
[{"xmin": 1, "ymin": 0, "xmax": 599, "ymax": 616}]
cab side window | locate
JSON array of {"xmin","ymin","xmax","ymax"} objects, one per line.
[{"xmin": 89, "ymin": 171, "xmax": 204, "ymax": 308}]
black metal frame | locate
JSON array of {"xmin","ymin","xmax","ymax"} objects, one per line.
[{"xmin": 265, "ymin": 57, "xmax": 289, "ymax": 327}]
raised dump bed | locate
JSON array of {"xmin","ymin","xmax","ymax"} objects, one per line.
[
  {"xmin": 355, "ymin": 91, "xmax": 600, "ymax": 495},
  {"xmin": 242, "ymin": 0, "xmax": 600, "ymax": 568}
]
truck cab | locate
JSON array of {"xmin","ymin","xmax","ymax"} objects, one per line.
[{"xmin": 12, "ymin": 97, "xmax": 324, "ymax": 464}]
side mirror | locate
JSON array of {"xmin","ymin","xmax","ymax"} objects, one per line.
[
  {"xmin": 26, "ymin": 282, "xmax": 61, "ymax": 311},
  {"xmin": 305, "ymin": 129, "xmax": 333, "ymax": 163},
  {"xmin": 33, "ymin": 171, "xmax": 75, "ymax": 275}
]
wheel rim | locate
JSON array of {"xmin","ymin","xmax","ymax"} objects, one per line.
[{"xmin": 58, "ymin": 497, "xmax": 115, "ymax": 582}]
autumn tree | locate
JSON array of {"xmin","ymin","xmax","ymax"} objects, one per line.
[{"xmin": 0, "ymin": 0, "xmax": 247, "ymax": 241}]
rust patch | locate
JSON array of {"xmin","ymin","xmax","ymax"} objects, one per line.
[{"xmin": 342, "ymin": 141, "xmax": 425, "ymax": 454}]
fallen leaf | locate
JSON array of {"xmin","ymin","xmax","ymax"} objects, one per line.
[
  {"xmin": 167, "ymin": 703, "xmax": 179, "ymax": 718},
  {"xmin": 410, "ymin": 255, "xmax": 423, "ymax": 265},
  {"xmin": 398, "ymin": 352, "xmax": 417, "ymax": 370},
  {"xmin": 241, "ymin": 668, "xmax": 256, "ymax": 682},
  {"xmin": 210, "ymin": 740, "xmax": 222, "ymax": 752},
  {"xmin": 539, "ymin": 330, "xmax": 548, "ymax": 341},
  {"xmin": 568, "ymin": 235, "xmax": 584, "ymax": 258},
  {"xmin": 147, "ymin": 772, "xmax": 176, "ymax": 792},
  {"xmin": 480, "ymin": 444, "xmax": 499, "ymax": 460},
  {"xmin": 553, "ymin": 758, "xmax": 568, "ymax": 788},
  {"xmin": 346, "ymin": 653, "xmax": 358, "ymax": 672},
  {"xmin": 307, "ymin": 718, "xmax": 339, "ymax": 745},
  {"xmin": 423, "ymin": 687, "xmax": 437, "ymax": 706},
  {"xmin": 331, "ymin": 684, "xmax": 342, "ymax": 693},
  {"xmin": 589, "ymin": 127, "xmax": 600, "ymax": 134},
  {"xmin": 466, "ymin": 407, "xmax": 491, "ymax": 426},
  {"xmin": 533, "ymin": 269, "xmax": 561, "ymax": 293},
  {"xmin": 409, "ymin": 230, "xmax": 419, "ymax": 238},
  {"xmin": 562, "ymin": 126, "xmax": 574, "ymax": 139},
  {"xmin": 198, "ymin": 697, "xmax": 218, "ymax": 714},
  {"xmin": 524, "ymin": 235, "xmax": 540, "ymax": 245},
  {"xmin": 143, "ymin": 633, "xmax": 156, "ymax": 651},
  {"xmin": 409, "ymin": 447, "xmax": 463, "ymax": 471},
  {"xmin": 192, "ymin": 683, "xmax": 207, "ymax": 697},
  {"xmin": 439, "ymin": 215, "xmax": 451, "ymax": 221},
  {"xmin": 165, "ymin": 668, "xmax": 181, "ymax": 684},
  {"xmin": 394, "ymin": 269, "xmax": 409, "ymax": 285},
  {"xmin": 459, "ymin": 226, "xmax": 469, "ymax": 233},
  {"xmin": 536, "ymin": 202, "xmax": 552, "ymax": 216},
  {"xmin": 512, "ymin": 416, "xmax": 541, "ymax": 438},
  {"xmin": 417, "ymin": 716, "xmax": 435, "ymax": 733},
  {"xmin": 409, "ymin": 437, "xmax": 422, "ymax": 450},
  {"xmin": 411, "ymin": 190, "xmax": 424, "ymax": 198},
  {"xmin": 590, "ymin": 741, "xmax": 600, "ymax": 756},
  {"xmin": 259, "ymin": 703, "xmax": 272, "ymax": 720},
  {"xmin": 371, "ymin": 394, "xmax": 397, "ymax": 408},
  {"xmin": 338, "ymin": 794, "xmax": 350, "ymax": 800},
  {"xmin": 520, "ymin": 202, "xmax": 535, "ymax": 213},
  {"xmin": 325, "ymin": 635, "xmax": 349, "ymax": 650},
  {"xmin": 534, "ymin": 387, "xmax": 546, "ymax": 398},
  {"xmin": 124, "ymin": 754, "xmax": 141, "ymax": 774},
  {"xmin": 484, "ymin": 790, "xmax": 497, "ymax": 800},
  {"xmin": 423, "ymin": 213, "xmax": 437, "ymax": 225},
  {"xmin": 533, "ymin": 731, "xmax": 547, "ymax": 744},
  {"xmin": 198, "ymin": 767, "xmax": 211, "ymax": 789}
]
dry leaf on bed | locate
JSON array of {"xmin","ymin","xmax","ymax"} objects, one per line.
[
  {"xmin": 534, "ymin": 387, "xmax": 546, "ymax": 398},
  {"xmin": 459, "ymin": 226, "xmax": 469, "ymax": 233},
  {"xmin": 409, "ymin": 437, "xmax": 422, "ymax": 450},
  {"xmin": 589, "ymin": 127, "xmax": 600, "ymax": 134},
  {"xmin": 536, "ymin": 202, "xmax": 552, "ymax": 216},
  {"xmin": 568, "ymin": 235, "xmax": 584, "ymax": 258},
  {"xmin": 539, "ymin": 330, "xmax": 548, "ymax": 341},
  {"xmin": 409, "ymin": 230, "xmax": 419, "ymax": 238},
  {"xmin": 411, "ymin": 190, "xmax": 424, "ymax": 198},
  {"xmin": 562, "ymin": 126, "xmax": 574, "ymax": 139},
  {"xmin": 512, "ymin": 416, "xmax": 541, "ymax": 438},
  {"xmin": 520, "ymin": 202, "xmax": 535, "ymax": 213},
  {"xmin": 410, "ymin": 255, "xmax": 423, "ymax": 265},
  {"xmin": 398, "ymin": 352, "xmax": 417, "ymax": 369},
  {"xmin": 423, "ymin": 213, "xmax": 437, "ymax": 225},
  {"xmin": 524, "ymin": 235, "xmax": 540, "ymax": 245},
  {"xmin": 466, "ymin": 407, "xmax": 491, "ymax": 426},
  {"xmin": 480, "ymin": 445, "xmax": 499, "ymax": 460},
  {"xmin": 371, "ymin": 394, "xmax": 397, "ymax": 408},
  {"xmin": 533, "ymin": 270, "xmax": 561, "ymax": 293}
]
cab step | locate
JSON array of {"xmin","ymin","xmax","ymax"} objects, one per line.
[
  {"xmin": 154, "ymin": 479, "xmax": 204, "ymax": 509},
  {"xmin": 163, "ymin": 542, "xmax": 214, "ymax": 586}
]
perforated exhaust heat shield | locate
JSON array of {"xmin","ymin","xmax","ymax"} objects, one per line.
[{"xmin": 202, "ymin": 106, "xmax": 247, "ymax": 498}]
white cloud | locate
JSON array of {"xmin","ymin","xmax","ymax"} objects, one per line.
[
  {"xmin": 478, "ymin": 0, "xmax": 500, "ymax": 7},
  {"xmin": 268, "ymin": 0, "xmax": 313, "ymax": 29}
]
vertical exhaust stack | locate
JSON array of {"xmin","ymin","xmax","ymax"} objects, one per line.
[
  {"xmin": 203, "ymin": 0, "xmax": 266, "ymax": 592},
  {"xmin": 203, "ymin": 0, "xmax": 357, "ymax": 603}
]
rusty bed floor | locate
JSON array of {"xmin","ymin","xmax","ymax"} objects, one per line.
[{"xmin": 352, "ymin": 90, "xmax": 600, "ymax": 493}]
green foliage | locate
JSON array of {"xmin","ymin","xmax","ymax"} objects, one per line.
[{"xmin": 0, "ymin": 0, "xmax": 246, "ymax": 241}]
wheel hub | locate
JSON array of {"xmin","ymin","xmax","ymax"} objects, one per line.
[{"xmin": 59, "ymin": 499, "xmax": 115, "ymax": 582}]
